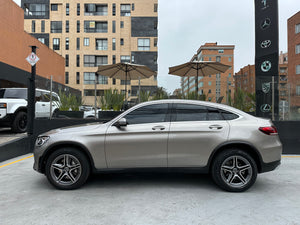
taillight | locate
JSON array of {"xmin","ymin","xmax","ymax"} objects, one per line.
[{"xmin": 259, "ymin": 126, "xmax": 278, "ymax": 135}]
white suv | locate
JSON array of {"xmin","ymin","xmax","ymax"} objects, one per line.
[{"xmin": 0, "ymin": 88, "xmax": 60, "ymax": 133}]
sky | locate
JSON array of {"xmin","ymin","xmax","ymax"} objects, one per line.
[{"xmin": 13, "ymin": 0, "xmax": 300, "ymax": 93}]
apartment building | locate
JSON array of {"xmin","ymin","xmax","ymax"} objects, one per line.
[
  {"xmin": 182, "ymin": 43, "xmax": 234, "ymax": 104},
  {"xmin": 21, "ymin": 0, "xmax": 158, "ymax": 104},
  {"xmin": 288, "ymin": 11, "xmax": 300, "ymax": 114}
]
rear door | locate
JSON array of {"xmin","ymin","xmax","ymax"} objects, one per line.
[{"xmin": 168, "ymin": 103, "xmax": 230, "ymax": 167}]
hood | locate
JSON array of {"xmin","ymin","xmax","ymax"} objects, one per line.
[{"xmin": 42, "ymin": 122, "xmax": 106, "ymax": 136}]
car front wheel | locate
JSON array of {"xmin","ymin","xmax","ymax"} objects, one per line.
[
  {"xmin": 45, "ymin": 148, "xmax": 90, "ymax": 190},
  {"xmin": 211, "ymin": 149, "xmax": 258, "ymax": 192}
]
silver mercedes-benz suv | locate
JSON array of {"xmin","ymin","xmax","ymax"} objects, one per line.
[{"xmin": 33, "ymin": 100, "xmax": 282, "ymax": 192}]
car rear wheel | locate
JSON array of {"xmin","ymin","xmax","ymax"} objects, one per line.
[
  {"xmin": 211, "ymin": 149, "xmax": 257, "ymax": 192},
  {"xmin": 45, "ymin": 148, "xmax": 90, "ymax": 190},
  {"xmin": 12, "ymin": 111, "xmax": 27, "ymax": 133}
]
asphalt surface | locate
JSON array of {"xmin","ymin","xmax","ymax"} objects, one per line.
[
  {"xmin": 0, "ymin": 155, "xmax": 300, "ymax": 225},
  {"xmin": 0, "ymin": 128, "xmax": 27, "ymax": 145}
]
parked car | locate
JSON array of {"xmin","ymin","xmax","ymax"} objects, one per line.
[
  {"xmin": 0, "ymin": 88, "xmax": 60, "ymax": 132},
  {"xmin": 33, "ymin": 99, "xmax": 282, "ymax": 192}
]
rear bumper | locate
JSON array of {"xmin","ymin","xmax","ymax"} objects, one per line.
[{"xmin": 260, "ymin": 159, "xmax": 281, "ymax": 173}]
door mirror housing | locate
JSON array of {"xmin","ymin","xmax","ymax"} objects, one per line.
[{"xmin": 114, "ymin": 118, "xmax": 127, "ymax": 127}]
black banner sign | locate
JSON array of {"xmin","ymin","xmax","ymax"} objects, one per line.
[{"xmin": 255, "ymin": 0, "xmax": 279, "ymax": 119}]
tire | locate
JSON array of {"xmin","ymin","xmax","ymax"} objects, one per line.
[
  {"xmin": 11, "ymin": 111, "xmax": 27, "ymax": 133},
  {"xmin": 52, "ymin": 109, "xmax": 59, "ymax": 118},
  {"xmin": 211, "ymin": 149, "xmax": 258, "ymax": 192},
  {"xmin": 45, "ymin": 148, "xmax": 90, "ymax": 190}
]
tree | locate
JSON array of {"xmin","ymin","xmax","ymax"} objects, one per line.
[
  {"xmin": 233, "ymin": 88, "xmax": 255, "ymax": 112},
  {"xmin": 152, "ymin": 87, "xmax": 169, "ymax": 100}
]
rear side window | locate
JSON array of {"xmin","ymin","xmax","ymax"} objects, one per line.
[
  {"xmin": 125, "ymin": 104, "xmax": 169, "ymax": 125},
  {"xmin": 220, "ymin": 110, "xmax": 239, "ymax": 120},
  {"xmin": 207, "ymin": 107, "xmax": 223, "ymax": 121},
  {"xmin": 173, "ymin": 104, "xmax": 207, "ymax": 121}
]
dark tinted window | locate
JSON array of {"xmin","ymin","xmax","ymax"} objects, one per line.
[
  {"xmin": 0, "ymin": 89, "xmax": 27, "ymax": 99},
  {"xmin": 220, "ymin": 110, "xmax": 239, "ymax": 120},
  {"xmin": 173, "ymin": 104, "xmax": 207, "ymax": 122},
  {"xmin": 125, "ymin": 104, "xmax": 168, "ymax": 125},
  {"xmin": 207, "ymin": 107, "xmax": 223, "ymax": 121}
]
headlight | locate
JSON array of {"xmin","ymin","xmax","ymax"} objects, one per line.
[
  {"xmin": 36, "ymin": 136, "xmax": 50, "ymax": 147},
  {"xmin": 0, "ymin": 103, "xmax": 7, "ymax": 108}
]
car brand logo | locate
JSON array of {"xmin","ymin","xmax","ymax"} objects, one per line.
[
  {"xmin": 260, "ymin": 18, "xmax": 271, "ymax": 30},
  {"xmin": 262, "ymin": 82, "xmax": 271, "ymax": 93},
  {"xmin": 261, "ymin": 0, "xmax": 269, "ymax": 10},
  {"xmin": 260, "ymin": 104, "xmax": 271, "ymax": 113},
  {"xmin": 260, "ymin": 40, "xmax": 271, "ymax": 48},
  {"xmin": 261, "ymin": 61, "xmax": 272, "ymax": 72}
]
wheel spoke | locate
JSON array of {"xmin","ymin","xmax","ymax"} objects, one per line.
[
  {"xmin": 229, "ymin": 174, "xmax": 236, "ymax": 184},
  {"xmin": 239, "ymin": 164, "xmax": 251, "ymax": 172},
  {"xmin": 66, "ymin": 172, "xmax": 76, "ymax": 183},
  {"xmin": 69, "ymin": 164, "xmax": 81, "ymax": 173},
  {"xmin": 236, "ymin": 173, "xmax": 246, "ymax": 184},
  {"xmin": 56, "ymin": 172, "xmax": 66, "ymax": 182},
  {"xmin": 64, "ymin": 155, "xmax": 69, "ymax": 167},
  {"xmin": 221, "ymin": 165, "xmax": 233, "ymax": 173},
  {"xmin": 51, "ymin": 163, "xmax": 64, "ymax": 173}
]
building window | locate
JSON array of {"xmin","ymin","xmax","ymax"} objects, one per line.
[
  {"xmin": 112, "ymin": 55, "xmax": 116, "ymax": 64},
  {"xmin": 76, "ymin": 72, "xmax": 80, "ymax": 84},
  {"xmin": 120, "ymin": 21, "xmax": 124, "ymax": 28},
  {"xmin": 120, "ymin": 38, "xmax": 124, "ymax": 46},
  {"xmin": 27, "ymin": 4, "xmax": 47, "ymax": 16},
  {"xmin": 66, "ymin": 3, "xmax": 69, "ymax": 16},
  {"xmin": 77, "ymin": 3, "xmax": 80, "ymax": 16},
  {"xmin": 112, "ymin": 3, "xmax": 116, "ymax": 16},
  {"xmin": 65, "ymin": 54, "xmax": 69, "ymax": 67},
  {"xmin": 112, "ymin": 21, "xmax": 116, "ymax": 33},
  {"xmin": 65, "ymin": 20, "xmax": 69, "ymax": 33},
  {"xmin": 84, "ymin": 55, "xmax": 108, "ymax": 67},
  {"xmin": 121, "ymin": 80, "xmax": 130, "ymax": 85},
  {"xmin": 96, "ymin": 39, "xmax": 108, "ymax": 50},
  {"xmin": 154, "ymin": 38, "xmax": 158, "ymax": 47},
  {"xmin": 131, "ymin": 55, "xmax": 135, "ymax": 63},
  {"xmin": 132, "ymin": 3, "xmax": 135, "ymax": 11},
  {"xmin": 51, "ymin": 4, "xmax": 58, "ymax": 11},
  {"xmin": 112, "ymin": 38, "xmax": 116, "ymax": 50},
  {"xmin": 41, "ymin": 20, "xmax": 45, "ymax": 33},
  {"xmin": 138, "ymin": 38, "xmax": 150, "ymax": 51},
  {"xmin": 154, "ymin": 3, "xmax": 158, "ymax": 12},
  {"xmin": 77, "ymin": 38, "xmax": 80, "ymax": 50},
  {"xmin": 208, "ymin": 81, "xmax": 212, "ymax": 86},
  {"xmin": 296, "ymin": 86, "xmax": 300, "ymax": 96},
  {"xmin": 65, "ymin": 37, "xmax": 69, "ymax": 50},
  {"xmin": 120, "ymin": 4, "xmax": 131, "ymax": 16},
  {"xmin": 216, "ymin": 56, "xmax": 221, "ymax": 62},
  {"xmin": 84, "ymin": 4, "xmax": 108, "ymax": 16},
  {"xmin": 228, "ymin": 57, "xmax": 232, "ymax": 62},
  {"xmin": 229, "ymin": 73, "xmax": 231, "ymax": 77},
  {"xmin": 208, "ymin": 89, "xmax": 211, "ymax": 94},
  {"xmin": 84, "ymin": 38, "xmax": 89, "ymax": 46},
  {"xmin": 296, "ymin": 24, "xmax": 300, "ymax": 34},
  {"xmin": 32, "ymin": 20, "xmax": 35, "ymax": 33},
  {"xmin": 84, "ymin": 21, "xmax": 108, "ymax": 33},
  {"xmin": 218, "ymin": 49, "xmax": 224, "ymax": 53},
  {"xmin": 121, "ymin": 55, "xmax": 130, "ymax": 63},
  {"xmin": 76, "ymin": 55, "xmax": 80, "ymax": 67},
  {"xmin": 51, "ymin": 21, "xmax": 62, "ymax": 33},
  {"xmin": 296, "ymin": 65, "xmax": 300, "ymax": 75},
  {"xmin": 113, "ymin": 78, "xmax": 116, "ymax": 85},
  {"xmin": 38, "ymin": 38, "xmax": 45, "ymax": 44},
  {"xmin": 77, "ymin": 21, "xmax": 80, "ymax": 33},
  {"xmin": 53, "ymin": 38, "xmax": 60, "ymax": 50},
  {"xmin": 296, "ymin": 44, "xmax": 300, "ymax": 54},
  {"xmin": 65, "ymin": 72, "xmax": 69, "ymax": 84},
  {"xmin": 84, "ymin": 72, "xmax": 108, "ymax": 85},
  {"xmin": 280, "ymin": 67, "xmax": 287, "ymax": 73}
]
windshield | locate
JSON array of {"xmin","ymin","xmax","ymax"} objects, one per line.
[{"xmin": 0, "ymin": 89, "xmax": 27, "ymax": 99}]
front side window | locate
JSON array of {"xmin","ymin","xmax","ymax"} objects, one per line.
[
  {"xmin": 138, "ymin": 38, "xmax": 150, "ymax": 51},
  {"xmin": 120, "ymin": 4, "xmax": 131, "ymax": 16},
  {"xmin": 124, "ymin": 104, "xmax": 169, "ymax": 125}
]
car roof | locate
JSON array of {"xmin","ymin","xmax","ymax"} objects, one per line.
[
  {"xmin": 135, "ymin": 99, "xmax": 253, "ymax": 118},
  {"xmin": 0, "ymin": 87, "xmax": 56, "ymax": 94}
]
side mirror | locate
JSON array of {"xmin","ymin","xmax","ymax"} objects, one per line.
[{"xmin": 114, "ymin": 118, "xmax": 127, "ymax": 127}]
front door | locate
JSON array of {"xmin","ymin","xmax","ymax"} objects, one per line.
[{"xmin": 105, "ymin": 103, "xmax": 170, "ymax": 168}]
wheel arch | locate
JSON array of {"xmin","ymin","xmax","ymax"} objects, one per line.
[
  {"xmin": 40, "ymin": 141, "xmax": 96, "ymax": 174},
  {"xmin": 208, "ymin": 141, "xmax": 263, "ymax": 173}
]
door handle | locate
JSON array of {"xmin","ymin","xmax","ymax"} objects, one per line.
[
  {"xmin": 152, "ymin": 125, "xmax": 165, "ymax": 131},
  {"xmin": 42, "ymin": 104, "xmax": 46, "ymax": 106},
  {"xmin": 209, "ymin": 124, "xmax": 223, "ymax": 130}
]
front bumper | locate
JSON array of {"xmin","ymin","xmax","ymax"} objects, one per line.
[{"xmin": 260, "ymin": 159, "xmax": 281, "ymax": 173}]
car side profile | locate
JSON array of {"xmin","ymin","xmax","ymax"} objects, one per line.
[{"xmin": 33, "ymin": 100, "xmax": 282, "ymax": 192}]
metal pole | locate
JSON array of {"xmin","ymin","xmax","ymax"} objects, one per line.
[
  {"xmin": 272, "ymin": 76, "xmax": 275, "ymax": 121},
  {"xmin": 288, "ymin": 83, "xmax": 291, "ymax": 120},
  {"xmin": 226, "ymin": 76, "xmax": 229, "ymax": 105},
  {"xmin": 27, "ymin": 46, "xmax": 36, "ymax": 136},
  {"xmin": 50, "ymin": 75, "xmax": 53, "ymax": 119},
  {"xmin": 94, "ymin": 74, "xmax": 98, "ymax": 119},
  {"xmin": 282, "ymin": 100, "xmax": 285, "ymax": 121},
  {"xmin": 195, "ymin": 67, "xmax": 199, "ymax": 99},
  {"xmin": 138, "ymin": 77, "xmax": 141, "ymax": 103}
]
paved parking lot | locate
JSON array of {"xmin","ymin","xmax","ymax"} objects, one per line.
[
  {"xmin": 0, "ymin": 128, "xmax": 26, "ymax": 145},
  {"xmin": 0, "ymin": 155, "xmax": 300, "ymax": 225}
]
